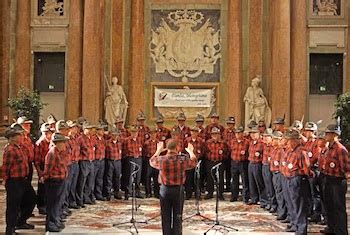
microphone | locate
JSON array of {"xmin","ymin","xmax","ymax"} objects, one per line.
[
  {"xmin": 130, "ymin": 161, "xmax": 140, "ymax": 174},
  {"xmin": 211, "ymin": 162, "xmax": 222, "ymax": 170}
]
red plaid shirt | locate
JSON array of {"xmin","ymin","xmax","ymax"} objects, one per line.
[
  {"xmin": 270, "ymin": 146, "xmax": 285, "ymax": 172},
  {"xmin": 137, "ymin": 125, "xmax": 151, "ymax": 144},
  {"xmin": 248, "ymin": 140, "xmax": 264, "ymax": 163},
  {"xmin": 2, "ymin": 142, "xmax": 29, "ymax": 181},
  {"xmin": 156, "ymin": 126, "xmax": 171, "ymax": 142},
  {"xmin": 34, "ymin": 136, "xmax": 51, "ymax": 177},
  {"xmin": 77, "ymin": 134, "xmax": 96, "ymax": 161},
  {"xmin": 184, "ymin": 136, "xmax": 205, "ymax": 159},
  {"xmin": 303, "ymin": 139, "xmax": 319, "ymax": 167},
  {"xmin": 94, "ymin": 135, "xmax": 106, "ymax": 160},
  {"xmin": 144, "ymin": 139, "xmax": 158, "ymax": 158},
  {"xmin": 43, "ymin": 146, "xmax": 68, "ymax": 180},
  {"xmin": 229, "ymin": 138, "xmax": 249, "ymax": 161},
  {"xmin": 280, "ymin": 147, "xmax": 289, "ymax": 176},
  {"xmin": 204, "ymin": 139, "xmax": 228, "ymax": 162},
  {"xmin": 284, "ymin": 144, "xmax": 311, "ymax": 178},
  {"xmin": 205, "ymin": 123, "xmax": 225, "ymax": 139},
  {"xmin": 319, "ymin": 141, "xmax": 349, "ymax": 178},
  {"xmin": 262, "ymin": 144, "xmax": 273, "ymax": 165},
  {"xmin": 172, "ymin": 125, "xmax": 191, "ymax": 142},
  {"xmin": 317, "ymin": 147, "xmax": 328, "ymax": 172},
  {"xmin": 197, "ymin": 126, "xmax": 207, "ymax": 140},
  {"xmin": 117, "ymin": 128, "xmax": 131, "ymax": 139},
  {"xmin": 67, "ymin": 135, "xmax": 80, "ymax": 162},
  {"xmin": 150, "ymin": 153, "xmax": 197, "ymax": 185},
  {"xmin": 106, "ymin": 139, "xmax": 123, "ymax": 160},
  {"xmin": 22, "ymin": 135, "xmax": 34, "ymax": 162},
  {"xmin": 124, "ymin": 137, "xmax": 143, "ymax": 157},
  {"xmin": 223, "ymin": 128, "xmax": 236, "ymax": 142}
]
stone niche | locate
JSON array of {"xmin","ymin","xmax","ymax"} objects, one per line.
[
  {"xmin": 145, "ymin": 4, "xmax": 225, "ymax": 121},
  {"xmin": 31, "ymin": 0, "xmax": 69, "ymax": 25}
]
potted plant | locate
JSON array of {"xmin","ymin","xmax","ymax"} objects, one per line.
[
  {"xmin": 8, "ymin": 87, "xmax": 46, "ymax": 141},
  {"xmin": 334, "ymin": 92, "xmax": 350, "ymax": 150}
]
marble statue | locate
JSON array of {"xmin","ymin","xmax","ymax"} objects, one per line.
[
  {"xmin": 316, "ymin": 0, "xmax": 339, "ymax": 16},
  {"xmin": 104, "ymin": 76, "xmax": 128, "ymax": 128},
  {"xmin": 244, "ymin": 76, "xmax": 272, "ymax": 128}
]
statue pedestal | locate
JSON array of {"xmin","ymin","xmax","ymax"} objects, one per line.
[{"xmin": 318, "ymin": 11, "xmax": 335, "ymax": 16}]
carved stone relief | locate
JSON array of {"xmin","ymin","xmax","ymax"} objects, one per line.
[{"xmin": 38, "ymin": 0, "xmax": 64, "ymax": 17}]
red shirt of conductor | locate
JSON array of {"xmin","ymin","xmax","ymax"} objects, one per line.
[{"xmin": 150, "ymin": 139, "xmax": 197, "ymax": 235}]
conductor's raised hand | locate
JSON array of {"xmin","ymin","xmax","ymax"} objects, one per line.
[{"xmin": 156, "ymin": 141, "xmax": 164, "ymax": 155}]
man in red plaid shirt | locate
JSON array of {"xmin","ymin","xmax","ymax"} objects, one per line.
[
  {"xmin": 34, "ymin": 123, "xmax": 54, "ymax": 215},
  {"xmin": 76, "ymin": 122, "xmax": 96, "ymax": 207},
  {"xmin": 204, "ymin": 113, "xmax": 225, "ymax": 139},
  {"xmin": 92, "ymin": 123, "xmax": 107, "ymax": 201},
  {"xmin": 302, "ymin": 122, "xmax": 322, "ymax": 223},
  {"xmin": 284, "ymin": 128, "xmax": 312, "ymax": 234},
  {"xmin": 136, "ymin": 111, "xmax": 151, "ymax": 144},
  {"xmin": 269, "ymin": 131, "xmax": 287, "ymax": 221},
  {"xmin": 183, "ymin": 126, "xmax": 205, "ymax": 199},
  {"xmin": 44, "ymin": 133, "xmax": 69, "ymax": 232},
  {"xmin": 194, "ymin": 114, "xmax": 207, "ymax": 140},
  {"xmin": 115, "ymin": 116, "xmax": 131, "ymax": 139},
  {"xmin": 223, "ymin": 116, "xmax": 236, "ymax": 192},
  {"xmin": 150, "ymin": 139, "xmax": 197, "ymax": 235},
  {"xmin": 247, "ymin": 126, "xmax": 267, "ymax": 206},
  {"xmin": 144, "ymin": 128, "xmax": 160, "ymax": 198},
  {"xmin": 204, "ymin": 127, "xmax": 228, "ymax": 200},
  {"xmin": 105, "ymin": 129, "xmax": 123, "ymax": 200},
  {"xmin": 2, "ymin": 125, "xmax": 36, "ymax": 234},
  {"xmin": 319, "ymin": 124, "xmax": 349, "ymax": 235},
  {"xmin": 17, "ymin": 116, "xmax": 35, "ymax": 183},
  {"xmin": 155, "ymin": 116, "xmax": 171, "ymax": 142},
  {"xmin": 172, "ymin": 112, "xmax": 191, "ymax": 143},
  {"xmin": 228, "ymin": 125, "xmax": 250, "ymax": 203},
  {"xmin": 124, "ymin": 126, "xmax": 144, "ymax": 199},
  {"xmin": 66, "ymin": 120, "xmax": 81, "ymax": 209}
]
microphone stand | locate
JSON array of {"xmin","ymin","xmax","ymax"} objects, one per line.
[
  {"xmin": 113, "ymin": 162, "xmax": 147, "ymax": 234},
  {"xmin": 183, "ymin": 160, "xmax": 213, "ymax": 222},
  {"xmin": 204, "ymin": 163, "xmax": 238, "ymax": 235}
]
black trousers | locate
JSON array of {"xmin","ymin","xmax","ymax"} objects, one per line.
[
  {"xmin": 76, "ymin": 160, "xmax": 95, "ymax": 205},
  {"xmin": 105, "ymin": 159, "xmax": 122, "ymax": 196},
  {"xmin": 287, "ymin": 176, "xmax": 311, "ymax": 235},
  {"xmin": 230, "ymin": 160, "xmax": 249, "ymax": 202},
  {"xmin": 223, "ymin": 158, "xmax": 231, "ymax": 190},
  {"xmin": 125, "ymin": 157, "xmax": 142, "ymax": 194},
  {"xmin": 205, "ymin": 160, "xmax": 224, "ymax": 195},
  {"xmin": 184, "ymin": 169, "xmax": 195, "ymax": 198},
  {"xmin": 272, "ymin": 172, "xmax": 287, "ymax": 218},
  {"xmin": 93, "ymin": 159, "xmax": 105, "ymax": 199},
  {"xmin": 248, "ymin": 162, "xmax": 266, "ymax": 205},
  {"xmin": 145, "ymin": 159, "xmax": 160, "ymax": 197},
  {"xmin": 160, "ymin": 185, "xmax": 184, "ymax": 235},
  {"xmin": 323, "ymin": 176, "xmax": 348, "ymax": 235},
  {"xmin": 5, "ymin": 178, "xmax": 36, "ymax": 235},
  {"xmin": 281, "ymin": 174, "xmax": 293, "ymax": 224},
  {"xmin": 262, "ymin": 164, "xmax": 276, "ymax": 209},
  {"xmin": 308, "ymin": 169, "xmax": 322, "ymax": 217},
  {"xmin": 45, "ymin": 179, "xmax": 65, "ymax": 230},
  {"xmin": 68, "ymin": 162, "xmax": 79, "ymax": 207}
]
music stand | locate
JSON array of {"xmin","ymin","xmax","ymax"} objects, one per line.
[
  {"xmin": 183, "ymin": 160, "xmax": 213, "ymax": 222},
  {"xmin": 204, "ymin": 163, "xmax": 238, "ymax": 234},
  {"xmin": 113, "ymin": 162, "xmax": 147, "ymax": 234}
]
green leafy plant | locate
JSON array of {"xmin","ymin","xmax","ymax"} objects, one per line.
[
  {"xmin": 8, "ymin": 87, "xmax": 46, "ymax": 141},
  {"xmin": 334, "ymin": 92, "xmax": 350, "ymax": 149}
]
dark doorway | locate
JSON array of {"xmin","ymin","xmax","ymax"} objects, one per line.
[
  {"xmin": 34, "ymin": 52, "xmax": 65, "ymax": 92},
  {"xmin": 309, "ymin": 53, "xmax": 343, "ymax": 95}
]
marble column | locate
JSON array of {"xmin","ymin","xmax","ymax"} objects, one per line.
[
  {"xmin": 66, "ymin": 0, "xmax": 83, "ymax": 119},
  {"xmin": 270, "ymin": 0, "xmax": 291, "ymax": 124},
  {"xmin": 290, "ymin": 0, "xmax": 307, "ymax": 121},
  {"xmin": 128, "ymin": 0, "xmax": 144, "ymax": 123},
  {"xmin": 111, "ymin": 0, "xmax": 124, "ymax": 79},
  {"xmin": 249, "ymin": 0, "xmax": 263, "ymax": 79},
  {"xmin": 226, "ymin": 0, "xmax": 243, "ymax": 123},
  {"xmin": 347, "ymin": 12, "xmax": 350, "ymax": 91},
  {"xmin": 81, "ymin": 0, "xmax": 102, "ymax": 122},
  {"xmin": 14, "ymin": 0, "xmax": 31, "ymax": 92}
]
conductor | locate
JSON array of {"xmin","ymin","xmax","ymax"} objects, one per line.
[{"xmin": 150, "ymin": 139, "xmax": 197, "ymax": 235}]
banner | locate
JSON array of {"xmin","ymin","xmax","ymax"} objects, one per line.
[{"xmin": 154, "ymin": 88, "xmax": 212, "ymax": 107}]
